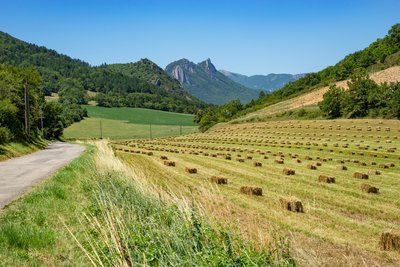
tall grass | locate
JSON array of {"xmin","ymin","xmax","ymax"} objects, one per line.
[{"xmin": 70, "ymin": 141, "xmax": 296, "ymax": 266}]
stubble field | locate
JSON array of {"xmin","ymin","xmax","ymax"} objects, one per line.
[{"xmin": 113, "ymin": 119, "xmax": 400, "ymax": 266}]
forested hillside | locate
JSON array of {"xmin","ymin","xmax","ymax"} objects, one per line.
[
  {"xmin": 0, "ymin": 32, "xmax": 206, "ymax": 114},
  {"xmin": 195, "ymin": 23, "xmax": 400, "ymax": 131},
  {"xmin": 241, "ymin": 23, "xmax": 400, "ymax": 115}
]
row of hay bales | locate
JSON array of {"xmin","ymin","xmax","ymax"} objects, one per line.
[
  {"xmin": 127, "ymin": 134, "xmax": 398, "ymax": 161},
  {"xmin": 129, "ymin": 139, "xmax": 398, "ymax": 165}
]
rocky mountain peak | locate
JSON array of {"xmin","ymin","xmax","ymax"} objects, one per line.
[{"xmin": 198, "ymin": 58, "xmax": 217, "ymax": 76}]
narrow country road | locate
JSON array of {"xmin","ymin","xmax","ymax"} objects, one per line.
[{"xmin": 0, "ymin": 142, "xmax": 85, "ymax": 209}]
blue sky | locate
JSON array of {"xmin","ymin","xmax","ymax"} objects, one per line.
[{"xmin": 1, "ymin": 0, "xmax": 399, "ymax": 75}]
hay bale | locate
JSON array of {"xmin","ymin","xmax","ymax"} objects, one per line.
[
  {"xmin": 336, "ymin": 165, "xmax": 348, "ymax": 170},
  {"xmin": 160, "ymin": 155, "xmax": 168, "ymax": 160},
  {"xmin": 305, "ymin": 156, "xmax": 313, "ymax": 160},
  {"xmin": 379, "ymin": 163, "xmax": 389, "ymax": 169},
  {"xmin": 274, "ymin": 159, "xmax": 284, "ymax": 164},
  {"xmin": 318, "ymin": 175, "xmax": 335, "ymax": 183},
  {"xmin": 210, "ymin": 176, "xmax": 228, "ymax": 184},
  {"xmin": 164, "ymin": 160, "xmax": 175, "ymax": 167},
  {"xmin": 361, "ymin": 183, "xmax": 379, "ymax": 193},
  {"xmin": 253, "ymin": 162, "xmax": 262, "ymax": 167},
  {"xmin": 279, "ymin": 197, "xmax": 304, "ymax": 213},
  {"xmin": 225, "ymin": 156, "xmax": 231, "ymax": 160},
  {"xmin": 146, "ymin": 152, "xmax": 153, "ymax": 156},
  {"xmin": 240, "ymin": 186, "xmax": 263, "ymax": 196},
  {"xmin": 380, "ymin": 230, "xmax": 400, "ymax": 251},
  {"xmin": 353, "ymin": 172, "xmax": 369, "ymax": 179},
  {"xmin": 283, "ymin": 168, "xmax": 295, "ymax": 175},
  {"xmin": 368, "ymin": 169, "xmax": 381, "ymax": 175},
  {"xmin": 236, "ymin": 158, "xmax": 245, "ymax": 163},
  {"xmin": 246, "ymin": 156, "xmax": 253, "ymax": 160},
  {"xmin": 307, "ymin": 164, "xmax": 317, "ymax": 170},
  {"xmin": 295, "ymin": 159, "xmax": 302, "ymax": 163},
  {"xmin": 315, "ymin": 162, "xmax": 322, "ymax": 166},
  {"xmin": 185, "ymin": 167, "xmax": 197, "ymax": 174}
]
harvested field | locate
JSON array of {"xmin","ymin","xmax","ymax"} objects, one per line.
[{"xmin": 115, "ymin": 119, "xmax": 400, "ymax": 266}]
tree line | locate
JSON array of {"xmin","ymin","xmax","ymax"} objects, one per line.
[{"xmin": 0, "ymin": 64, "xmax": 67, "ymax": 142}]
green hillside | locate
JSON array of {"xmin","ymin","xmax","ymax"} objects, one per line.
[
  {"xmin": 240, "ymin": 23, "xmax": 400, "ymax": 115},
  {"xmin": 0, "ymin": 32, "xmax": 206, "ymax": 114}
]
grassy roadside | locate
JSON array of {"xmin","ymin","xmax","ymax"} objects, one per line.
[
  {"xmin": 0, "ymin": 139, "xmax": 49, "ymax": 162},
  {"xmin": 0, "ymin": 141, "xmax": 295, "ymax": 266}
]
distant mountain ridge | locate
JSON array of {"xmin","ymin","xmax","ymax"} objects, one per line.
[
  {"xmin": 219, "ymin": 70, "xmax": 306, "ymax": 92},
  {"xmin": 165, "ymin": 58, "xmax": 259, "ymax": 105}
]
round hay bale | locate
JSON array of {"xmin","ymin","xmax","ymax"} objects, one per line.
[
  {"xmin": 210, "ymin": 176, "xmax": 228, "ymax": 185},
  {"xmin": 380, "ymin": 230, "xmax": 400, "ymax": 251},
  {"xmin": 318, "ymin": 175, "xmax": 335, "ymax": 183},
  {"xmin": 185, "ymin": 167, "xmax": 197, "ymax": 174},
  {"xmin": 361, "ymin": 183, "xmax": 379, "ymax": 193},
  {"xmin": 283, "ymin": 168, "xmax": 295, "ymax": 175},
  {"xmin": 279, "ymin": 197, "xmax": 304, "ymax": 213},
  {"xmin": 240, "ymin": 186, "xmax": 263, "ymax": 196},
  {"xmin": 353, "ymin": 172, "xmax": 369, "ymax": 179}
]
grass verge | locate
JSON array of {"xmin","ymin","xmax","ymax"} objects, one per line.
[
  {"xmin": 0, "ymin": 139, "xmax": 48, "ymax": 162},
  {"xmin": 0, "ymin": 141, "xmax": 295, "ymax": 266}
]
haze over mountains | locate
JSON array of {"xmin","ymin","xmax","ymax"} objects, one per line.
[{"xmin": 219, "ymin": 70, "xmax": 306, "ymax": 92}]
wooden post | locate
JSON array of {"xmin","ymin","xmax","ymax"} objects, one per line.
[
  {"xmin": 100, "ymin": 120, "xmax": 103, "ymax": 139},
  {"xmin": 40, "ymin": 106, "xmax": 44, "ymax": 136},
  {"xmin": 24, "ymin": 80, "xmax": 30, "ymax": 136},
  {"xmin": 150, "ymin": 124, "xmax": 152, "ymax": 139}
]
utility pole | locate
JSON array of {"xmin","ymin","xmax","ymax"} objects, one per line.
[
  {"xmin": 149, "ymin": 124, "xmax": 152, "ymax": 139},
  {"xmin": 100, "ymin": 120, "xmax": 103, "ymax": 139},
  {"xmin": 40, "ymin": 106, "xmax": 44, "ymax": 137},
  {"xmin": 24, "ymin": 80, "xmax": 30, "ymax": 136}
]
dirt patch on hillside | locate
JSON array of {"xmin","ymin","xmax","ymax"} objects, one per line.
[{"xmin": 289, "ymin": 66, "xmax": 400, "ymax": 110}]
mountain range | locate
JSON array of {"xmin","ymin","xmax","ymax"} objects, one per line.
[
  {"xmin": 165, "ymin": 59, "xmax": 259, "ymax": 105},
  {"xmin": 219, "ymin": 70, "xmax": 305, "ymax": 92}
]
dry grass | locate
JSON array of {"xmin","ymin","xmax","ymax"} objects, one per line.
[{"xmin": 115, "ymin": 119, "xmax": 400, "ymax": 266}]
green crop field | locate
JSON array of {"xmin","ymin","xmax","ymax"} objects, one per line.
[
  {"xmin": 64, "ymin": 106, "xmax": 198, "ymax": 139},
  {"xmin": 114, "ymin": 119, "xmax": 400, "ymax": 266},
  {"xmin": 82, "ymin": 105, "xmax": 197, "ymax": 126}
]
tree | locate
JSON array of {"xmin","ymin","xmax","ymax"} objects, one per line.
[
  {"xmin": 343, "ymin": 75, "xmax": 378, "ymax": 118},
  {"xmin": 259, "ymin": 91, "xmax": 266, "ymax": 98},
  {"xmin": 319, "ymin": 85, "xmax": 344, "ymax": 118}
]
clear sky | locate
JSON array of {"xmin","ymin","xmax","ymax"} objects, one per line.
[{"xmin": 1, "ymin": 0, "xmax": 399, "ymax": 75}]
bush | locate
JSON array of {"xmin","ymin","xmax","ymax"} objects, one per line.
[{"xmin": 0, "ymin": 127, "xmax": 13, "ymax": 143}]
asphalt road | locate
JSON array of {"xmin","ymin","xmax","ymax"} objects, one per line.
[{"xmin": 0, "ymin": 142, "xmax": 85, "ymax": 209}]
